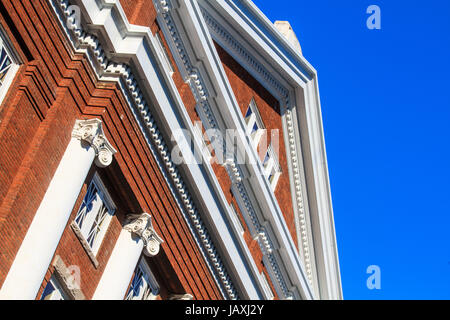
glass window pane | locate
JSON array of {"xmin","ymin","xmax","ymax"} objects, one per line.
[
  {"xmin": 73, "ymin": 173, "xmax": 115, "ymax": 254},
  {"xmin": 126, "ymin": 259, "xmax": 159, "ymax": 300},
  {"xmin": 40, "ymin": 275, "xmax": 69, "ymax": 300}
]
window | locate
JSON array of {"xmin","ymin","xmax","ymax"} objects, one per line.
[
  {"xmin": 0, "ymin": 41, "xmax": 13, "ymax": 85},
  {"xmin": 263, "ymin": 145, "xmax": 281, "ymax": 190},
  {"xmin": 73, "ymin": 173, "xmax": 115, "ymax": 256},
  {"xmin": 125, "ymin": 258, "xmax": 159, "ymax": 300},
  {"xmin": 244, "ymin": 99, "xmax": 282, "ymax": 190},
  {"xmin": 244, "ymin": 99, "xmax": 265, "ymax": 148},
  {"xmin": 0, "ymin": 26, "xmax": 20, "ymax": 104},
  {"xmin": 40, "ymin": 275, "xmax": 69, "ymax": 300}
]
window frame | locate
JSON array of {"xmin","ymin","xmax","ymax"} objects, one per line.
[
  {"xmin": 0, "ymin": 25, "xmax": 21, "ymax": 106},
  {"xmin": 125, "ymin": 257, "xmax": 160, "ymax": 300},
  {"xmin": 72, "ymin": 172, "xmax": 116, "ymax": 257},
  {"xmin": 244, "ymin": 98, "xmax": 282, "ymax": 190},
  {"xmin": 263, "ymin": 144, "xmax": 282, "ymax": 190},
  {"xmin": 244, "ymin": 98, "xmax": 265, "ymax": 148},
  {"xmin": 40, "ymin": 274, "xmax": 70, "ymax": 300}
]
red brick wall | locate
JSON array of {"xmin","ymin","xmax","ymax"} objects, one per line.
[
  {"xmin": 36, "ymin": 167, "xmax": 127, "ymax": 300},
  {"xmin": 119, "ymin": 0, "xmax": 158, "ymax": 30},
  {"xmin": 0, "ymin": 0, "xmax": 222, "ymax": 300},
  {"xmin": 131, "ymin": 8, "xmax": 280, "ymax": 297},
  {"xmin": 214, "ymin": 43, "xmax": 298, "ymax": 251}
]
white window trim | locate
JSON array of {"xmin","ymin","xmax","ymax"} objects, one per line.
[
  {"xmin": 41, "ymin": 274, "xmax": 70, "ymax": 300},
  {"xmin": 245, "ymin": 98, "xmax": 266, "ymax": 148},
  {"xmin": 72, "ymin": 172, "xmax": 116, "ymax": 262},
  {"xmin": 245, "ymin": 99, "xmax": 282, "ymax": 190},
  {"xmin": 125, "ymin": 258, "xmax": 160, "ymax": 300},
  {"xmin": 263, "ymin": 144, "xmax": 282, "ymax": 190}
]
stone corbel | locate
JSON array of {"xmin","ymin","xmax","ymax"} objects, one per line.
[
  {"xmin": 124, "ymin": 213, "xmax": 164, "ymax": 257},
  {"xmin": 72, "ymin": 118, "xmax": 117, "ymax": 168}
]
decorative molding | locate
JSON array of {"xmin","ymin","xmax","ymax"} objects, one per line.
[
  {"xmin": 285, "ymin": 109, "xmax": 312, "ymax": 283},
  {"xmin": 154, "ymin": 0, "xmax": 302, "ymax": 299},
  {"xmin": 72, "ymin": 118, "xmax": 117, "ymax": 168},
  {"xmin": 199, "ymin": 6, "xmax": 314, "ymax": 286},
  {"xmin": 70, "ymin": 221, "xmax": 100, "ymax": 268},
  {"xmin": 54, "ymin": 0, "xmax": 238, "ymax": 300},
  {"xmin": 259, "ymin": 270, "xmax": 275, "ymax": 300},
  {"xmin": 51, "ymin": 255, "xmax": 86, "ymax": 300},
  {"xmin": 124, "ymin": 213, "xmax": 164, "ymax": 257},
  {"xmin": 63, "ymin": 0, "xmax": 341, "ymax": 299},
  {"xmin": 200, "ymin": 7, "xmax": 290, "ymax": 105}
]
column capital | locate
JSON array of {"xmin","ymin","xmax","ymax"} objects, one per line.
[
  {"xmin": 168, "ymin": 293, "xmax": 194, "ymax": 300},
  {"xmin": 124, "ymin": 213, "xmax": 163, "ymax": 257},
  {"xmin": 72, "ymin": 118, "xmax": 117, "ymax": 168}
]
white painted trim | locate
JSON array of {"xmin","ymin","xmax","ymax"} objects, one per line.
[
  {"xmin": 156, "ymin": 0, "xmax": 298, "ymax": 298},
  {"xmin": 198, "ymin": 2, "xmax": 317, "ymax": 288},
  {"xmin": 51, "ymin": 0, "xmax": 341, "ymax": 300},
  {"xmin": 195, "ymin": 7, "xmax": 317, "ymax": 288},
  {"xmin": 51, "ymin": 0, "xmax": 278, "ymax": 300},
  {"xmin": 0, "ymin": 118, "xmax": 115, "ymax": 300},
  {"xmin": 0, "ymin": 138, "xmax": 95, "ymax": 299},
  {"xmin": 154, "ymin": 32, "xmax": 175, "ymax": 77},
  {"xmin": 73, "ymin": 172, "xmax": 116, "ymax": 256},
  {"xmin": 192, "ymin": 0, "xmax": 342, "ymax": 299},
  {"xmin": 159, "ymin": 0, "xmax": 314, "ymax": 299},
  {"xmin": 299, "ymin": 80, "xmax": 342, "ymax": 299}
]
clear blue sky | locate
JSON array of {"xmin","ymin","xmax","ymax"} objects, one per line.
[{"xmin": 253, "ymin": 0, "xmax": 450, "ymax": 299}]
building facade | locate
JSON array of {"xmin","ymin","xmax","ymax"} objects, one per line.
[{"xmin": 0, "ymin": 0, "xmax": 341, "ymax": 300}]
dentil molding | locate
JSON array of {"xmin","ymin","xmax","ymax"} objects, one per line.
[{"xmin": 53, "ymin": 0, "xmax": 238, "ymax": 299}]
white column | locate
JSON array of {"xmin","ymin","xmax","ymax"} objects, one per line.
[
  {"xmin": 92, "ymin": 213, "xmax": 163, "ymax": 300},
  {"xmin": 0, "ymin": 119, "xmax": 116, "ymax": 300}
]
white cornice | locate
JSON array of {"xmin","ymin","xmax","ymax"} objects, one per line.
[
  {"xmin": 219, "ymin": 0, "xmax": 342, "ymax": 299},
  {"xmin": 215, "ymin": 0, "xmax": 315, "ymax": 83},
  {"xmin": 52, "ymin": 0, "xmax": 243, "ymax": 299},
  {"xmin": 199, "ymin": 6, "xmax": 315, "ymax": 288},
  {"xmin": 201, "ymin": 8, "xmax": 289, "ymax": 104},
  {"xmin": 50, "ymin": 0, "xmax": 341, "ymax": 300},
  {"xmin": 154, "ymin": 0, "xmax": 318, "ymax": 300},
  {"xmin": 157, "ymin": 0, "xmax": 342, "ymax": 299}
]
